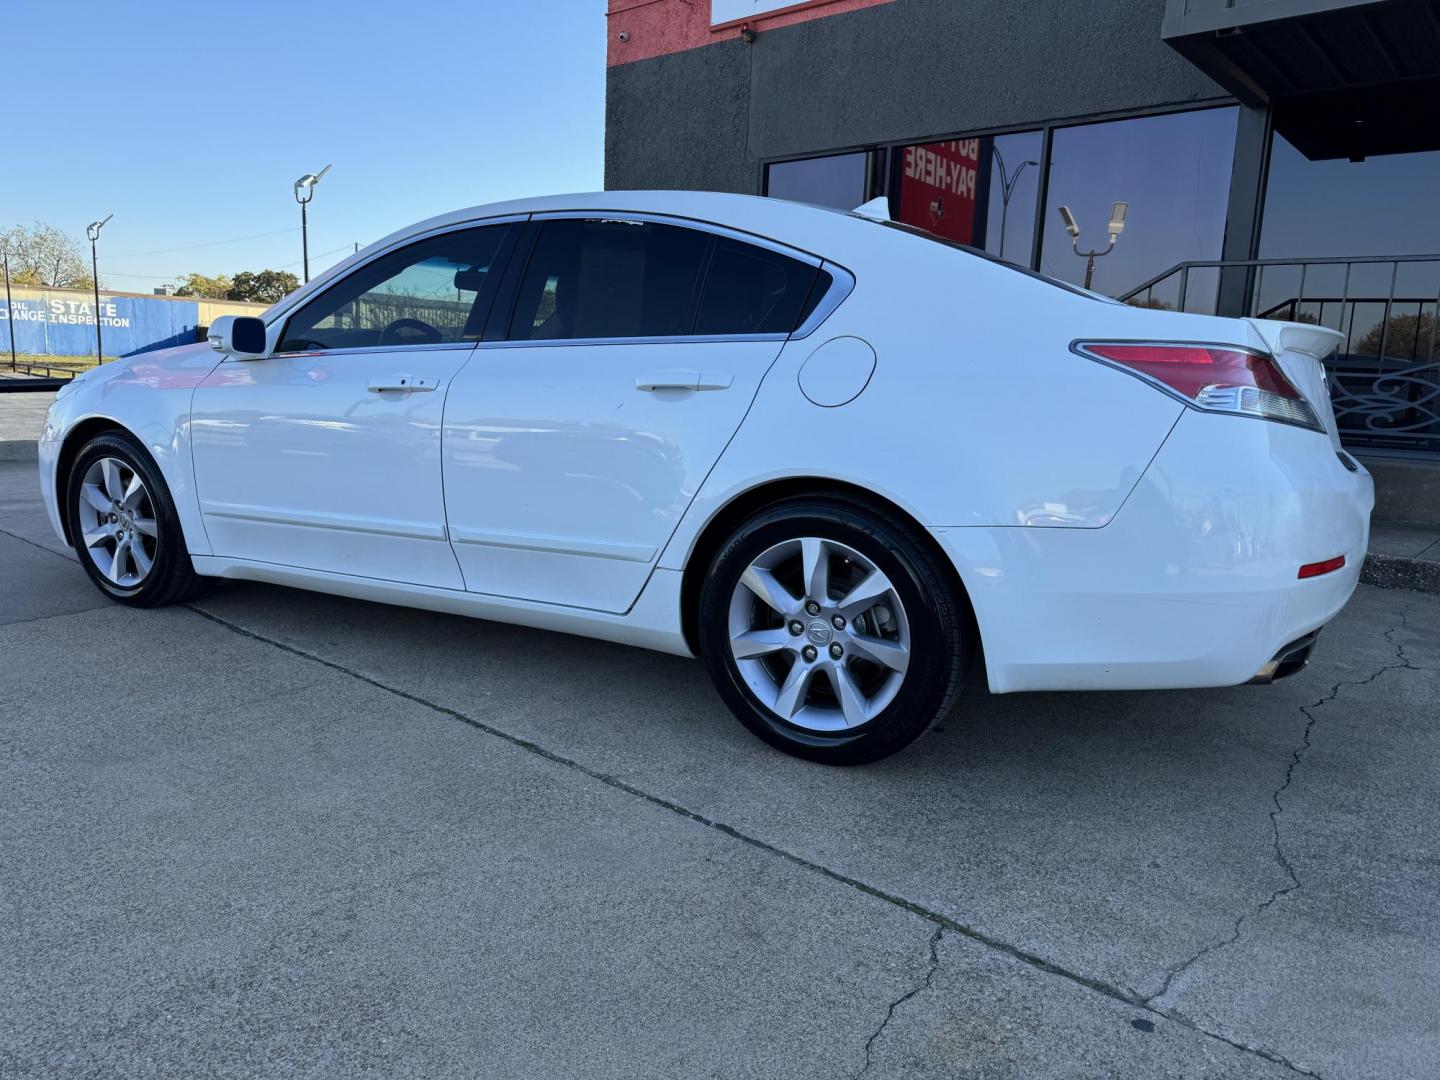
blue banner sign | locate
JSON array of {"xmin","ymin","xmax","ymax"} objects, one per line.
[{"xmin": 0, "ymin": 293, "xmax": 201, "ymax": 357}]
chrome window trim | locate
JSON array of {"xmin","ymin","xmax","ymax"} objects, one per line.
[
  {"xmin": 262, "ymin": 212, "xmax": 532, "ymax": 330},
  {"xmin": 478, "ymin": 333, "xmax": 791, "ymax": 351},
  {"xmin": 791, "ymin": 262, "xmax": 855, "ymax": 340},
  {"xmin": 260, "ymin": 340, "xmax": 480, "ymax": 362}
]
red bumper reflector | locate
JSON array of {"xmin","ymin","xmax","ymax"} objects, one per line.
[{"xmin": 1298, "ymin": 555, "xmax": 1346, "ymax": 579}]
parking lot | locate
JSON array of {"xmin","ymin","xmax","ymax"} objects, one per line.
[{"xmin": 2, "ymin": 456, "xmax": 1437, "ymax": 1079}]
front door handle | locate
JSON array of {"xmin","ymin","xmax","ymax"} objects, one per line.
[
  {"xmin": 368, "ymin": 375, "xmax": 437, "ymax": 393},
  {"xmin": 635, "ymin": 371, "xmax": 733, "ymax": 392}
]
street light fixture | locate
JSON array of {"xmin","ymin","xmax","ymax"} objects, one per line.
[
  {"xmin": 293, "ymin": 164, "xmax": 332, "ymax": 283},
  {"xmin": 1057, "ymin": 201, "xmax": 1128, "ymax": 290},
  {"xmin": 86, "ymin": 214, "xmax": 113, "ymax": 362},
  {"xmin": 991, "ymin": 146, "xmax": 1038, "ymax": 263}
]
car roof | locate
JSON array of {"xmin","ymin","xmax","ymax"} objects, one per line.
[{"xmin": 372, "ymin": 190, "xmax": 871, "ymax": 260}]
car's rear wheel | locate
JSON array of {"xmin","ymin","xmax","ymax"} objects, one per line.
[
  {"xmin": 65, "ymin": 430, "xmax": 210, "ymax": 607},
  {"xmin": 698, "ymin": 496, "xmax": 969, "ymax": 765}
]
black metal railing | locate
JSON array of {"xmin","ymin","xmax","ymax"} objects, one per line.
[
  {"xmin": 1120, "ymin": 255, "xmax": 1440, "ymax": 455},
  {"xmin": 2, "ymin": 357, "xmax": 79, "ymax": 392}
]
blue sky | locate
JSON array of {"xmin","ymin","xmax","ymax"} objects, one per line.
[{"xmin": 2, "ymin": 0, "xmax": 606, "ymax": 293}]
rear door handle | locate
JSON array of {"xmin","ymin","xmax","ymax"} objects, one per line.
[
  {"xmin": 368, "ymin": 375, "xmax": 437, "ymax": 393},
  {"xmin": 635, "ymin": 371, "xmax": 732, "ymax": 392}
]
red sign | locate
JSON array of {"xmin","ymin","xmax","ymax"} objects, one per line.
[{"xmin": 897, "ymin": 139, "xmax": 985, "ymax": 246}]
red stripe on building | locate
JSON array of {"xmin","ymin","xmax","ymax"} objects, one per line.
[{"xmin": 607, "ymin": 0, "xmax": 895, "ymax": 66}]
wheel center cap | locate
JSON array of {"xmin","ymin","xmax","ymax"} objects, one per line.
[{"xmin": 805, "ymin": 620, "xmax": 833, "ymax": 646}]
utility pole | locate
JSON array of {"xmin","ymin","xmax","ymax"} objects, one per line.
[
  {"xmin": 2, "ymin": 249, "xmax": 16, "ymax": 370},
  {"xmin": 86, "ymin": 214, "xmax": 113, "ymax": 362}
]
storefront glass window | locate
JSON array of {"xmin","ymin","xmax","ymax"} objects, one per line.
[
  {"xmin": 894, "ymin": 131, "xmax": 1042, "ymax": 265},
  {"xmin": 1260, "ymin": 135, "xmax": 1440, "ymax": 259},
  {"xmin": 1039, "ymin": 107, "xmax": 1238, "ymax": 299},
  {"xmin": 765, "ymin": 152, "xmax": 871, "ymax": 211}
]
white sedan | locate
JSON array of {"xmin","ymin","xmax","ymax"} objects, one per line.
[{"xmin": 39, "ymin": 191, "xmax": 1372, "ymax": 764}]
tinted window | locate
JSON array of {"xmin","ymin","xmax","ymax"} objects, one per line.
[
  {"xmin": 894, "ymin": 130, "xmax": 1042, "ymax": 266},
  {"xmin": 766, "ymin": 152, "xmax": 873, "ymax": 211},
  {"xmin": 277, "ymin": 225, "xmax": 511, "ymax": 353},
  {"xmin": 695, "ymin": 239, "xmax": 819, "ymax": 335},
  {"xmin": 508, "ymin": 219, "xmax": 710, "ymax": 341},
  {"xmin": 1038, "ymin": 107, "xmax": 1238, "ymax": 299}
]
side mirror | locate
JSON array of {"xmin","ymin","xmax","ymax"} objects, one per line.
[{"xmin": 207, "ymin": 315, "xmax": 268, "ymax": 360}]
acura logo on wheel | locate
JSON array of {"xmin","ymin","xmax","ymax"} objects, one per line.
[{"xmin": 806, "ymin": 620, "xmax": 833, "ymax": 646}]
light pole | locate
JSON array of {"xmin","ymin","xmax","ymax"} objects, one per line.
[
  {"xmin": 86, "ymin": 214, "xmax": 113, "ymax": 362},
  {"xmin": 293, "ymin": 164, "xmax": 332, "ymax": 283},
  {"xmin": 1057, "ymin": 202, "xmax": 1128, "ymax": 291},
  {"xmin": 991, "ymin": 146, "xmax": 1038, "ymax": 263},
  {"xmin": 3, "ymin": 248, "xmax": 16, "ymax": 370}
]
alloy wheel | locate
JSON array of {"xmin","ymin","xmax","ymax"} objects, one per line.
[
  {"xmin": 727, "ymin": 536, "xmax": 911, "ymax": 733},
  {"xmin": 78, "ymin": 457, "xmax": 158, "ymax": 588}
]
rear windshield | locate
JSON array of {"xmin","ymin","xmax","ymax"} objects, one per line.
[{"xmin": 871, "ymin": 218, "xmax": 1119, "ymax": 304}]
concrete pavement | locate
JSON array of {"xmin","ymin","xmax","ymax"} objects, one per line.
[{"xmin": 2, "ymin": 459, "xmax": 1438, "ymax": 1078}]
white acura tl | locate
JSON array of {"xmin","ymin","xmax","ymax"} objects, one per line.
[{"xmin": 40, "ymin": 192, "xmax": 1372, "ymax": 763}]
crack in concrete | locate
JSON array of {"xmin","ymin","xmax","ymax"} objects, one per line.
[
  {"xmin": 1146, "ymin": 608, "xmax": 1417, "ymax": 1044},
  {"xmin": 0, "ymin": 526, "xmax": 75, "ymax": 563},
  {"xmin": 0, "ymin": 523, "xmax": 1367, "ymax": 1076},
  {"xmin": 183, "ymin": 602, "xmax": 1330, "ymax": 1077},
  {"xmin": 857, "ymin": 927, "xmax": 943, "ymax": 1078}
]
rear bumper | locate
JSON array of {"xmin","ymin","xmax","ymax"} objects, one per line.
[{"xmin": 935, "ymin": 411, "xmax": 1373, "ymax": 694}]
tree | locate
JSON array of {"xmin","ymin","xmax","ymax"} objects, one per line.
[
  {"xmin": 0, "ymin": 223, "xmax": 95, "ymax": 288},
  {"xmin": 1356, "ymin": 311, "xmax": 1436, "ymax": 361},
  {"xmin": 226, "ymin": 269, "xmax": 300, "ymax": 304},
  {"xmin": 173, "ymin": 271, "xmax": 233, "ymax": 299}
]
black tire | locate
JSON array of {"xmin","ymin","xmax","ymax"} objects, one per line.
[
  {"xmin": 698, "ymin": 494, "xmax": 969, "ymax": 765},
  {"xmin": 64, "ymin": 430, "xmax": 211, "ymax": 607}
]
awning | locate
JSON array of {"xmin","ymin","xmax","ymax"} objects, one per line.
[{"xmin": 1163, "ymin": 0, "xmax": 1440, "ymax": 159}]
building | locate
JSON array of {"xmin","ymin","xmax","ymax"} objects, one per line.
[
  {"xmin": 0, "ymin": 285, "xmax": 266, "ymax": 359},
  {"xmin": 605, "ymin": 0, "xmax": 1440, "ymax": 479}
]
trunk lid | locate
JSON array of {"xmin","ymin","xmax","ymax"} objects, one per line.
[{"xmin": 1245, "ymin": 319, "xmax": 1344, "ymax": 448}]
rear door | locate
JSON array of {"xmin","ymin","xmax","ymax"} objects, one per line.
[{"xmin": 441, "ymin": 214, "xmax": 825, "ymax": 612}]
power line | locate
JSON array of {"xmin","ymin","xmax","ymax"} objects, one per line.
[{"xmin": 99, "ymin": 226, "xmax": 299, "ymax": 260}]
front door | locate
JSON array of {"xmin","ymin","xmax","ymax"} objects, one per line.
[
  {"xmin": 442, "ymin": 215, "xmax": 822, "ymax": 612},
  {"xmin": 191, "ymin": 221, "xmax": 518, "ymax": 588}
]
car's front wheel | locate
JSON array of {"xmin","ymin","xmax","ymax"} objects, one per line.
[
  {"xmin": 65, "ymin": 430, "xmax": 209, "ymax": 607},
  {"xmin": 698, "ymin": 495, "xmax": 969, "ymax": 765}
]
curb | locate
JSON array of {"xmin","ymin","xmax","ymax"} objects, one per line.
[
  {"xmin": 1361, "ymin": 552, "xmax": 1440, "ymax": 595},
  {"xmin": 0, "ymin": 440, "xmax": 38, "ymax": 462}
]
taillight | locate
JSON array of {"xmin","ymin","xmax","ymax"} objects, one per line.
[{"xmin": 1074, "ymin": 342, "xmax": 1322, "ymax": 432}]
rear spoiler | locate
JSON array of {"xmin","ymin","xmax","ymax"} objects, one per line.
[{"xmin": 1245, "ymin": 319, "xmax": 1344, "ymax": 361}]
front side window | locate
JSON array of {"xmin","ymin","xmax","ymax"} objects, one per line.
[{"xmin": 277, "ymin": 225, "xmax": 511, "ymax": 353}]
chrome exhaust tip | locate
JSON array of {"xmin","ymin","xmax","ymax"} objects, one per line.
[{"xmin": 1248, "ymin": 630, "xmax": 1321, "ymax": 685}]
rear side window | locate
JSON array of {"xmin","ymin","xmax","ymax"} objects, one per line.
[
  {"xmin": 508, "ymin": 219, "xmax": 711, "ymax": 341},
  {"xmin": 695, "ymin": 239, "xmax": 819, "ymax": 336},
  {"xmin": 504, "ymin": 218, "xmax": 826, "ymax": 341}
]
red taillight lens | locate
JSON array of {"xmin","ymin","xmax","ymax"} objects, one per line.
[
  {"xmin": 1076, "ymin": 342, "xmax": 1322, "ymax": 431},
  {"xmin": 1298, "ymin": 555, "xmax": 1345, "ymax": 579}
]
